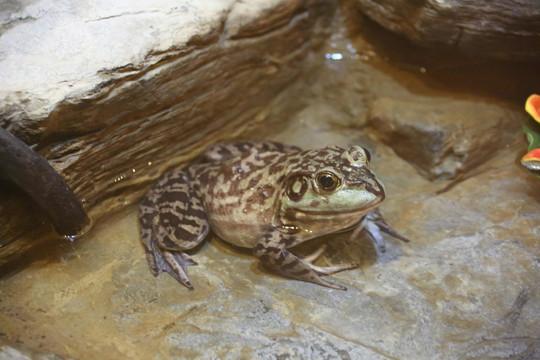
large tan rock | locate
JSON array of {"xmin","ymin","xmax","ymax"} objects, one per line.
[
  {"xmin": 351, "ymin": 0, "xmax": 540, "ymax": 62},
  {"xmin": 367, "ymin": 96, "xmax": 521, "ymax": 180},
  {"xmin": 0, "ymin": 0, "xmax": 334, "ymax": 265}
]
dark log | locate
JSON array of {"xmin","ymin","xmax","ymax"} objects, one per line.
[{"xmin": 0, "ymin": 127, "xmax": 90, "ymax": 237}]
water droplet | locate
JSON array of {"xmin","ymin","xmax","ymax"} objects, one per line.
[
  {"xmin": 325, "ymin": 53, "xmax": 343, "ymax": 61},
  {"xmin": 62, "ymin": 218, "xmax": 93, "ymax": 241},
  {"xmin": 233, "ymin": 165, "xmax": 244, "ymax": 174}
]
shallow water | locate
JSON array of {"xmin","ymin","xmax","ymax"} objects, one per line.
[{"xmin": 1, "ymin": 9, "xmax": 540, "ymax": 360}]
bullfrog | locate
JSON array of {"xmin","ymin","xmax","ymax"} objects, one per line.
[{"xmin": 139, "ymin": 141, "xmax": 409, "ymax": 290}]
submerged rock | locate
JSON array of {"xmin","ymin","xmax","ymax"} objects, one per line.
[{"xmin": 367, "ymin": 96, "xmax": 523, "ymax": 180}]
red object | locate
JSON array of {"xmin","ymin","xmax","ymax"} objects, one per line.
[
  {"xmin": 525, "ymin": 94, "xmax": 540, "ymax": 123},
  {"xmin": 522, "ymin": 148, "xmax": 540, "ymax": 162}
]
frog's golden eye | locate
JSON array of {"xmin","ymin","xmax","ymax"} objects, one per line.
[{"xmin": 316, "ymin": 172, "xmax": 340, "ymax": 191}]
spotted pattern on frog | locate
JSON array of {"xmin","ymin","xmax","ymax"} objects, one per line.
[{"xmin": 139, "ymin": 141, "xmax": 409, "ymax": 290}]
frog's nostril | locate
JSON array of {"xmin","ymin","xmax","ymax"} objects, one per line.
[{"xmin": 363, "ymin": 181, "xmax": 385, "ymax": 200}]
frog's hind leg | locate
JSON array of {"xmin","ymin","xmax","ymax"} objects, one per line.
[
  {"xmin": 302, "ymin": 244, "xmax": 328, "ymax": 263},
  {"xmin": 139, "ymin": 191, "xmax": 162, "ymax": 276},
  {"xmin": 203, "ymin": 141, "xmax": 301, "ymax": 161},
  {"xmin": 302, "ymin": 244, "xmax": 358, "ymax": 275},
  {"xmin": 253, "ymin": 231, "xmax": 350, "ymax": 290},
  {"xmin": 139, "ymin": 175, "xmax": 186, "ymax": 278},
  {"xmin": 139, "ymin": 170, "xmax": 209, "ymax": 290}
]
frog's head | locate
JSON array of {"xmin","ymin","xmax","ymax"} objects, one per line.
[{"xmin": 279, "ymin": 145, "xmax": 385, "ymax": 234}]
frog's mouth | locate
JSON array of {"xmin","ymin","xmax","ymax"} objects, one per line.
[
  {"xmin": 285, "ymin": 203, "xmax": 380, "ymax": 222},
  {"xmin": 280, "ymin": 205, "xmax": 379, "ymax": 239}
]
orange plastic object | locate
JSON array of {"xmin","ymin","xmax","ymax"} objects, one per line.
[
  {"xmin": 525, "ymin": 94, "xmax": 540, "ymax": 123},
  {"xmin": 522, "ymin": 148, "xmax": 540, "ymax": 163}
]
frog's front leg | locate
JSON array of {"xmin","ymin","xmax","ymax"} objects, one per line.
[
  {"xmin": 139, "ymin": 170, "xmax": 209, "ymax": 290},
  {"xmin": 352, "ymin": 208, "xmax": 410, "ymax": 252},
  {"xmin": 253, "ymin": 230, "xmax": 356, "ymax": 290}
]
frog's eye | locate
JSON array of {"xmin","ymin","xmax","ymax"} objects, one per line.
[{"xmin": 316, "ymin": 172, "xmax": 341, "ymax": 191}]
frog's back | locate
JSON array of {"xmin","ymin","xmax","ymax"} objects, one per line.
[{"xmin": 190, "ymin": 144, "xmax": 297, "ymax": 247}]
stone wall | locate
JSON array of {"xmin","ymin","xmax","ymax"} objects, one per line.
[
  {"xmin": 352, "ymin": 0, "xmax": 540, "ymax": 62},
  {"xmin": 0, "ymin": 0, "xmax": 335, "ymax": 266}
]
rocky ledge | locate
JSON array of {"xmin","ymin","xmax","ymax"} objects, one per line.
[
  {"xmin": 351, "ymin": 0, "xmax": 540, "ymax": 62},
  {"xmin": 0, "ymin": 0, "xmax": 334, "ymax": 266}
]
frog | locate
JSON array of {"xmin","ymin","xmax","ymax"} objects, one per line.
[{"xmin": 138, "ymin": 141, "xmax": 409, "ymax": 290}]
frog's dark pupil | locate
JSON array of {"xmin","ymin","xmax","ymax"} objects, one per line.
[{"xmin": 319, "ymin": 174, "xmax": 336, "ymax": 189}]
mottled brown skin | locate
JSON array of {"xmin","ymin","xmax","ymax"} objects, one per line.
[{"xmin": 139, "ymin": 141, "xmax": 408, "ymax": 290}]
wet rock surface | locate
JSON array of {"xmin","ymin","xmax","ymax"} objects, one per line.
[
  {"xmin": 0, "ymin": 337, "xmax": 63, "ymax": 360},
  {"xmin": 1, "ymin": 132, "xmax": 538, "ymax": 359},
  {"xmin": 351, "ymin": 0, "xmax": 540, "ymax": 62},
  {"xmin": 0, "ymin": 0, "xmax": 334, "ymax": 265},
  {"xmin": 367, "ymin": 96, "xmax": 521, "ymax": 180},
  {"xmin": 1, "ymin": 2, "xmax": 539, "ymax": 360}
]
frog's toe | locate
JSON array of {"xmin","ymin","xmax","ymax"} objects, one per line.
[
  {"xmin": 153, "ymin": 249, "xmax": 197, "ymax": 290},
  {"xmin": 145, "ymin": 252, "xmax": 160, "ymax": 276},
  {"xmin": 280, "ymin": 262, "xmax": 347, "ymax": 290},
  {"xmin": 313, "ymin": 276, "xmax": 347, "ymax": 291},
  {"xmin": 308, "ymin": 262, "xmax": 358, "ymax": 275}
]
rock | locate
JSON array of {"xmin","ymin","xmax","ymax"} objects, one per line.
[
  {"xmin": 367, "ymin": 96, "xmax": 524, "ymax": 180},
  {"xmin": 0, "ymin": 338, "xmax": 63, "ymax": 360},
  {"xmin": 0, "ymin": 0, "xmax": 335, "ymax": 266},
  {"xmin": 1, "ymin": 4, "xmax": 539, "ymax": 359},
  {"xmin": 0, "ymin": 139, "xmax": 538, "ymax": 360},
  {"xmin": 351, "ymin": 0, "xmax": 540, "ymax": 62}
]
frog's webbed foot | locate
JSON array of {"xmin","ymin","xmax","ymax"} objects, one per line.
[
  {"xmin": 353, "ymin": 208, "xmax": 409, "ymax": 252},
  {"xmin": 253, "ymin": 232, "xmax": 350, "ymax": 290},
  {"xmin": 138, "ymin": 170, "xmax": 209, "ymax": 290},
  {"xmin": 154, "ymin": 249, "xmax": 198, "ymax": 290}
]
